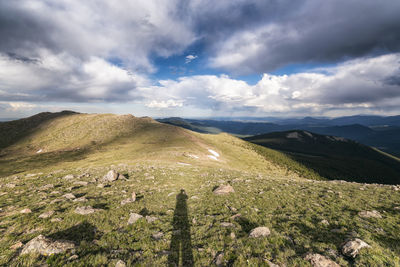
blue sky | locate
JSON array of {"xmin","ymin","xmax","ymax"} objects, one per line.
[{"xmin": 1, "ymin": 0, "xmax": 400, "ymax": 118}]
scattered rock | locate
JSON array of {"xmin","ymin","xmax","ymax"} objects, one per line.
[
  {"xmin": 128, "ymin": 213, "xmax": 143, "ymax": 224},
  {"xmin": 305, "ymin": 253, "xmax": 340, "ymax": 267},
  {"xmin": 73, "ymin": 181, "xmax": 88, "ymax": 186},
  {"xmin": 68, "ymin": 254, "xmax": 79, "ymax": 261},
  {"xmin": 21, "ymin": 234, "xmax": 75, "ymax": 255},
  {"xmin": 249, "ymin": 227, "xmax": 271, "ymax": 238},
  {"xmin": 342, "ymin": 238, "xmax": 371, "ymax": 258},
  {"xmin": 10, "ymin": 241, "xmax": 23, "ymax": 250},
  {"xmin": 6, "ymin": 183, "xmax": 16, "ymax": 188},
  {"xmin": 103, "ymin": 170, "xmax": 120, "ymax": 182},
  {"xmin": 152, "ymin": 232, "xmax": 164, "ymax": 240},
  {"xmin": 121, "ymin": 192, "xmax": 136, "ymax": 205},
  {"xmin": 20, "ymin": 208, "xmax": 32, "ymax": 214},
  {"xmin": 39, "ymin": 210, "xmax": 54, "ymax": 219},
  {"xmin": 73, "ymin": 197, "xmax": 88, "ymax": 202},
  {"xmin": 213, "ymin": 252, "xmax": 225, "ymax": 266},
  {"xmin": 230, "ymin": 232, "xmax": 236, "ymax": 239},
  {"xmin": 213, "ymin": 184, "xmax": 235, "ymax": 195},
  {"xmin": 97, "ymin": 184, "xmax": 105, "ymax": 188},
  {"xmin": 220, "ymin": 222, "xmax": 234, "ymax": 227},
  {"xmin": 115, "ymin": 260, "xmax": 126, "ymax": 267},
  {"xmin": 358, "ymin": 210, "xmax": 382, "ymax": 218},
  {"xmin": 320, "ymin": 219, "xmax": 330, "ymax": 226},
  {"xmin": 146, "ymin": 216, "xmax": 158, "ymax": 223},
  {"xmin": 51, "ymin": 218, "xmax": 62, "ymax": 222},
  {"xmin": 63, "ymin": 193, "xmax": 76, "ymax": 200},
  {"xmin": 74, "ymin": 206, "xmax": 96, "ymax": 215},
  {"xmin": 63, "ymin": 174, "xmax": 74, "ymax": 180},
  {"xmin": 131, "ymin": 192, "xmax": 136, "ymax": 201},
  {"xmin": 40, "ymin": 184, "xmax": 54, "ymax": 190}
]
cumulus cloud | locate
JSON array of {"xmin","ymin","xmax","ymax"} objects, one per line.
[
  {"xmin": 144, "ymin": 54, "xmax": 400, "ymax": 115},
  {"xmin": 0, "ymin": 51, "xmax": 149, "ymax": 102}
]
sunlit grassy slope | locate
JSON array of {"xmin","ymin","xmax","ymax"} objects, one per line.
[{"xmin": 1, "ymin": 112, "xmax": 400, "ymax": 266}]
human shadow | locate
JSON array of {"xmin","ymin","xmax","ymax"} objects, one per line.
[{"xmin": 168, "ymin": 189, "xmax": 194, "ymax": 266}]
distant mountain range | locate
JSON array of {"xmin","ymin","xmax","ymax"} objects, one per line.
[{"xmin": 157, "ymin": 116, "xmax": 400, "ymax": 157}]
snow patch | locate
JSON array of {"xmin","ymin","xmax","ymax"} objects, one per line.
[
  {"xmin": 208, "ymin": 149, "xmax": 220, "ymax": 158},
  {"xmin": 207, "ymin": 155, "xmax": 219, "ymax": 161}
]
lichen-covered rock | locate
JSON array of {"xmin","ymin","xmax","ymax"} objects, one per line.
[
  {"xmin": 249, "ymin": 226, "xmax": 270, "ymax": 238},
  {"xmin": 128, "ymin": 213, "xmax": 143, "ymax": 224},
  {"xmin": 213, "ymin": 184, "xmax": 234, "ymax": 195},
  {"xmin": 20, "ymin": 234, "xmax": 75, "ymax": 255},
  {"xmin": 342, "ymin": 238, "xmax": 371, "ymax": 258},
  {"xmin": 305, "ymin": 253, "xmax": 340, "ymax": 267},
  {"xmin": 358, "ymin": 210, "xmax": 382, "ymax": 218},
  {"xmin": 74, "ymin": 206, "xmax": 95, "ymax": 215},
  {"xmin": 103, "ymin": 170, "xmax": 119, "ymax": 182}
]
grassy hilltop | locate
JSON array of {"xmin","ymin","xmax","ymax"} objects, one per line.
[{"xmin": 0, "ymin": 112, "xmax": 400, "ymax": 266}]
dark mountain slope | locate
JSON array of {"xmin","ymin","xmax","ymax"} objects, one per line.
[{"xmin": 245, "ymin": 130, "xmax": 400, "ymax": 184}]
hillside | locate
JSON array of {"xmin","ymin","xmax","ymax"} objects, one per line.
[
  {"xmin": 0, "ymin": 113, "xmax": 400, "ymax": 266},
  {"xmin": 245, "ymin": 130, "xmax": 400, "ymax": 184}
]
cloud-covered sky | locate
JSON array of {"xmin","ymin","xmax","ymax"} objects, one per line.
[{"xmin": 1, "ymin": 0, "xmax": 400, "ymax": 118}]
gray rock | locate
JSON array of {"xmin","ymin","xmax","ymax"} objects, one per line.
[
  {"xmin": 213, "ymin": 184, "xmax": 235, "ymax": 195},
  {"xmin": 20, "ymin": 234, "xmax": 75, "ymax": 255},
  {"xmin": 73, "ymin": 197, "xmax": 88, "ymax": 202},
  {"xmin": 342, "ymin": 238, "xmax": 371, "ymax": 258},
  {"xmin": 74, "ymin": 206, "xmax": 96, "ymax": 215},
  {"xmin": 213, "ymin": 252, "xmax": 225, "ymax": 266},
  {"xmin": 358, "ymin": 210, "xmax": 382, "ymax": 218},
  {"xmin": 73, "ymin": 181, "xmax": 88, "ymax": 186},
  {"xmin": 305, "ymin": 253, "xmax": 340, "ymax": 267},
  {"xmin": 146, "ymin": 216, "xmax": 158, "ymax": 223},
  {"xmin": 20, "ymin": 208, "xmax": 32, "ymax": 214},
  {"xmin": 63, "ymin": 193, "xmax": 76, "ymax": 200},
  {"xmin": 63, "ymin": 174, "xmax": 74, "ymax": 180},
  {"xmin": 249, "ymin": 227, "xmax": 271, "ymax": 238},
  {"xmin": 220, "ymin": 222, "xmax": 234, "ymax": 227},
  {"xmin": 39, "ymin": 210, "xmax": 54, "ymax": 219},
  {"xmin": 152, "ymin": 232, "xmax": 164, "ymax": 240},
  {"xmin": 128, "ymin": 213, "xmax": 143, "ymax": 224},
  {"xmin": 115, "ymin": 260, "xmax": 126, "ymax": 267},
  {"xmin": 103, "ymin": 170, "xmax": 119, "ymax": 182}
]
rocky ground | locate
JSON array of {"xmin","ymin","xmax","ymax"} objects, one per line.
[{"xmin": 1, "ymin": 163, "xmax": 400, "ymax": 266}]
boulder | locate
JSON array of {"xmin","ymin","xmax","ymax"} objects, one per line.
[
  {"xmin": 305, "ymin": 253, "xmax": 340, "ymax": 267},
  {"xmin": 128, "ymin": 213, "xmax": 143, "ymax": 224},
  {"xmin": 74, "ymin": 206, "xmax": 96, "ymax": 215},
  {"xmin": 342, "ymin": 238, "xmax": 371, "ymax": 258},
  {"xmin": 20, "ymin": 208, "xmax": 32, "ymax": 214},
  {"xmin": 39, "ymin": 210, "xmax": 54, "ymax": 219},
  {"xmin": 249, "ymin": 227, "xmax": 271, "ymax": 238},
  {"xmin": 20, "ymin": 234, "xmax": 75, "ymax": 255},
  {"xmin": 213, "ymin": 185, "xmax": 235, "ymax": 195},
  {"xmin": 103, "ymin": 170, "xmax": 119, "ymax": 182},
  {"xmin": 358, "ymin": 210, "xmax": 382, "ymax": 218}
]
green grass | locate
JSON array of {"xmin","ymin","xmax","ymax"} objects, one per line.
[{"xmin": 1, "ymin": 113, "xmax": 400, "ymax": 266}]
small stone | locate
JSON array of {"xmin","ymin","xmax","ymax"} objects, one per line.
[
  {"xmin": 213, "ymin": 252, "xmax": 225, "ymax": 266},
  {"xmin": 51, "ymin": 218, "xmax": 62, "ymax": 222},
  {"xmin": 73, "ymin": 197, "xmax": 88, "ymax": 202},
  {"xmin": 63, "ymin": 174, "xmax": 74, "ymax": 180},
  {"xmin": 249, "ymin": 227, "xmax": 270, "ymax": 238},
  {"xmin": 131, "ymin": 192, "xmax": 136, "ymax": 201},
  {"xmin": 146, "ymin": 216, "xmax": 158, "ymax": 223},
  {"xmin": 74, "ymin": 206, "xmax": 95, "ymax": 215},
  {"xmin": 320, "ymin": 219, "xmax": 330, "ymax": 226},
  {"xmin": 97, "ymin": 184, "xmax": 104, "ymax": 188},
  {"xmin": 10, "ymin": 241, "xmax": 23, "ymax": 250},
  {"xmin": 21, "ymin": 234, "xmax": 75, "ymax": 255},
  {"xmin": 230, "ymin": 232, "xmax": 236, "ymax": 239},
  {"xmin": 115, "ymin": 260, "xmax": 126, "ymax": 267},
  {"xmin": 152, "ymin": 232, "xmax": 164, "ymax": 240},
  {"xmin": 68, "ymin": 254, "xmax": 79, "ymax": 261},
  {"xmin": 39, "ymin": 210, "xmax": 54, "ymax": 219},
  {"xmin": 128, "ymin": 213, "xmax": 143, "ymax": 224},
  {"xmin": 103, "ymin": 170, "xmax": 119, "ymax": 182},
  {"xmin": 305, "ymin": 253, "xmax": 340, "ymax": 267},
  {"xmin": 63, "ymin": 193, "xmax": 76, "ymax": 200},
  {"xmin": 358, "ymin": 210, "xmax": 382, "ymax": 218},
  {"xmin": 220, "ymin": 222, "xmax": 234, "ymax": 227},
  {"xmin": 342, "ymin": 238, "xmax": 371, "ymax": 258},
  {"xmin": 20, "ymin": 208, "xmax": 32, "ymax": 214},
  {"xmin": 73, "ymin": 181, "xmax": 88, "ymax": 186},
  {"xmin": 213, "ymin": 184, "xmax": 235, "ymax": 195}
]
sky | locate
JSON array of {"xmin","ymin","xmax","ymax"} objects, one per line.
[{"xmin": 1, "ymin": 0, "xmax": 400, "ymax": 119}]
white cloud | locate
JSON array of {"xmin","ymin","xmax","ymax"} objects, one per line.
[
  {"xmin": 185, "ymin": 55, "xmax": 198, "ymax": 63},
  {"xmin": 143, "ymin": 54, "xmax": 400, "ymax": 116},
  {"xmin": 146, "ymin": 99, "xmax": 183, "ymax": 108}
]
